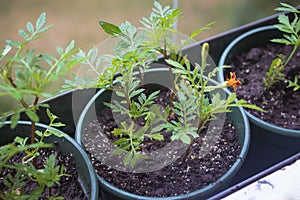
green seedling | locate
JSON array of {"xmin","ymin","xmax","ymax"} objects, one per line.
[
  {"xmin": 0, "ymin": 12, "xmax": 85, "ymax": 199},
  {"xmin": 264, "ymin": 3, "xmax": 300, "ymax": 90}
]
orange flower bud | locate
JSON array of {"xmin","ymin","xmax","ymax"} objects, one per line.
[{"xmin": 226, "ymin": 72, "xmax": 241, "ymax": 91}]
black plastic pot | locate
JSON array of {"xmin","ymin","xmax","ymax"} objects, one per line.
[
  {"xmin": 0, "ymin": 121, "xmax": 99, "ymax": 200},
  {"xmin": 76, "ymin": 68, "xmax": 251, "ymax": 200},
  {"xmin": 217, "ymin": 25, "xmax": 300, "ymax": 149}
]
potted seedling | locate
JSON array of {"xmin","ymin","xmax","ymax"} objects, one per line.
[
  {"xmin": 67, "ymin": 2, "xmax": 262, "ymax": 199},
  {"xmin": 218, "ymin": 3, "xmax": 300, "ymax": 149},
  {"xmin": 0, "ymin": 12, "xmax": 98, "ymax": 199}
]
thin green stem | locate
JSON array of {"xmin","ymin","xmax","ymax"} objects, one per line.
[{"xmin": 284, "ymin": 44, "xmax": 299, "ymax": 67}]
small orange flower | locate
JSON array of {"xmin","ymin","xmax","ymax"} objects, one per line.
[{"xmin": 226, "ymin": 72, "xmax": 241, "ymax": 91}]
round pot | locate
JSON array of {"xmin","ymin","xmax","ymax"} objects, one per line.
[
  {"xmin": 217, "ymin": 25, "xmax": 300, "ymax": 148},
  {"xmin": 0, "ymin": 121, "xmax": 99, "ymax": 200},
  {"xmin": 76, "ymin": 67, "xmax": 251, "ymax": 199}
]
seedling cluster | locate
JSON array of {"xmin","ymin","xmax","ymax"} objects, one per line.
[
  {"xmin": 264, "ymin": 3, "xmax": 300, "ymax": 91},
  {"xmin": 67, "ymin": 1, "xmax": 262, "ymax": 168},
  {"xmin": 0, "ymin": 12, "xmax": 84, "ymax": 198}
]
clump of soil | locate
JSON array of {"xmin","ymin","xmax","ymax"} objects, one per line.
[
  {"xmin": 0, "ymin": 147, "xmax": 88, "ymax": 200},
  {"xmin": 82, "ymin": 87, "xmax": 242, "ymax": 197},
  {"xmin": 226, "ymin": 43, "xmax": 300, "ymax": 130}
]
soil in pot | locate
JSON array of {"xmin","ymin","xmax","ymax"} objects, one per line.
[
  {"xmin": 225, "ymin": 43, "xmax": 300, "ymax": 130},
  {"xmin": 82, "ymin": 87, "xmax": 242, "ymax": 197},
  {"xmin": 0, "ymin": 147, "xmax": 88, "ymax": 200}
]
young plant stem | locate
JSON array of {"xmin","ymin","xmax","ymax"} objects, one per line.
[
  {"xmin": 30, "ymin": 96, "xmax": 39, "ymax": 144},
  {"xmin": 284, "ymin": 44, "xmax": 299, "ymax": 67}
]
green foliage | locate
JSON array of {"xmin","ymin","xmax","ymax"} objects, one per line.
[
  {"xmin": 65, "ymin": 1, "xmax": 260, "ymax": 168},
  {"xmin": 264, "ymin": 3, "xmax": 300, "ymax": 90},
  {"xmin": 0, "ymin": 12, "xmax": 85, "ymax": 126},
  {"xmin": 0, "ymin": 12, "xmax": 81, "ymax": 199},
  {"xmin": 263, "ymin": 56, "xmax": 286, "ymax": 90},
  {"xmin": 0, "ymin": 110, "xmax": 68, "ymax": 199},
  {"xmin": 287, "ymin": 75, "xmax": 300, "ymax": 91},
  {"xmin": 166, "ymin": 44, "xmax": 263, "ymax": 144}
]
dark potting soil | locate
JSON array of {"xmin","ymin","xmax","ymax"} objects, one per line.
[
  {"xmin": 0, "ymin": 148, "xmax": 88, "ymax": 200},
  {"xmin": 83, "ymin": 88, "xmax": 242, "ymax": 197},
  {"xmin": 226, "ymin": 43, "xmax": 300, "ymax": 130}
]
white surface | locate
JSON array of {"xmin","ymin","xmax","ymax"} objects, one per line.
[{"xmin": 222, "ymin": 159, "xmax": 300, "ymax": 200}]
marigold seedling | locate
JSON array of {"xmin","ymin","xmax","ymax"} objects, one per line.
[{"xmin": 264, "ymin": 3, "xmax": 300, "ymax": 90}]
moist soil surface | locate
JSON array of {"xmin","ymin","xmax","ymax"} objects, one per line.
[
  {"xmin": 225, "ymin": 43, "xmax": 300, "ymax": 130},
  {"xmin": 0, "ymin": 148, "xmax": 88, "ymax": 200},
  {"xmin": 82, "ymin": 88, "xmax": 242, "ymax": 197}
]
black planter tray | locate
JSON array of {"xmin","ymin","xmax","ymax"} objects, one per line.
[{"xmin": 33, "ymin": 11, "xmax": 299, "ymax": 199}]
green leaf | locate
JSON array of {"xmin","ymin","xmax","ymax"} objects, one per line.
[
  {"xmin": 10, "ymin": 111, "xmax": 20, "ymax": 129},
  {"xmin": 51, "ymin": 122, "xmax": 65, "ymax": 127},
  {"xmin": 36, "ymin": 12, "xmax": 47, "ymax": 31},
  {"xmin": 46, "ymin": 109, "xmax": 57, "ymax": 121},
  {"xmin": 25, "ymin": 109, "xmax": 39, "ymax": 122},
  {"xmin": 270, "ymin": 38, "xmax": 291, "ymax": 44},
  {"xmin": 275, "ymin": 3, "xmax": 300, "ymax": 13},
  {"xmin": 124, "ymin": 151, "xmax": 134, "ymax": 166},
  {"xmin": 287, "ymin": 75, "xmax": 300, "ymax": 91},
  {"xmin": 130, "ymin": 88, "xmax": 144, "ymax": 99},
  {"xmin": 179, "ymin": 134, "xmax": 191, "ymax": 144},
  {"xmin": 189, "ymin": 22, "xmax": 215, "ymax": 39},
  {"xmin": 165, "ymin": 59, "xmax": 184, "ymax": 70},
  {"xmin": 14, "ymin": 136, "xmax": 28, "ymax": 146},
  {"xmin": 112, "ymin": 147, "xmax": 126, "ymax": 155},
  {"xmin": 65, "ymin": 40, "xmax": 75, "ymax": 53},
  {"xmin": 56, "ymin": 46, "xmax": 63, "ymax": 55},
  {"xmin": 152, "ymin": 133, "xmax": 164, "ymax": 141},
  {"xmin": 99, "ymin": 21, "xmax": 122, "ymax": 36},
  {"xmin": 26, "ymin": 21, "xmax": 35, "ymax": 33},
  {"xmin": 35, "ymin": 130, "xmax": 43, "ymax": 137},
  {"xmin": 46, "ymin": 129, "xmax": 67, "ymax": 138},
  {"xmin": 227, "ymin": 93, "xmax": 237, "ymax": 104},
  {"xmin": 6, "ymin": 39, "xmax": 21, "ymax": 48},
  {"xmin": 19, "ymin": 29, "xmax": 29, "ymax": 40}
]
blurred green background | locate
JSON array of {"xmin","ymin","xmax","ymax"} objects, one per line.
[{"xmin": 0, "ymin": 0, "xmax": 298, "ymax": 112}]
